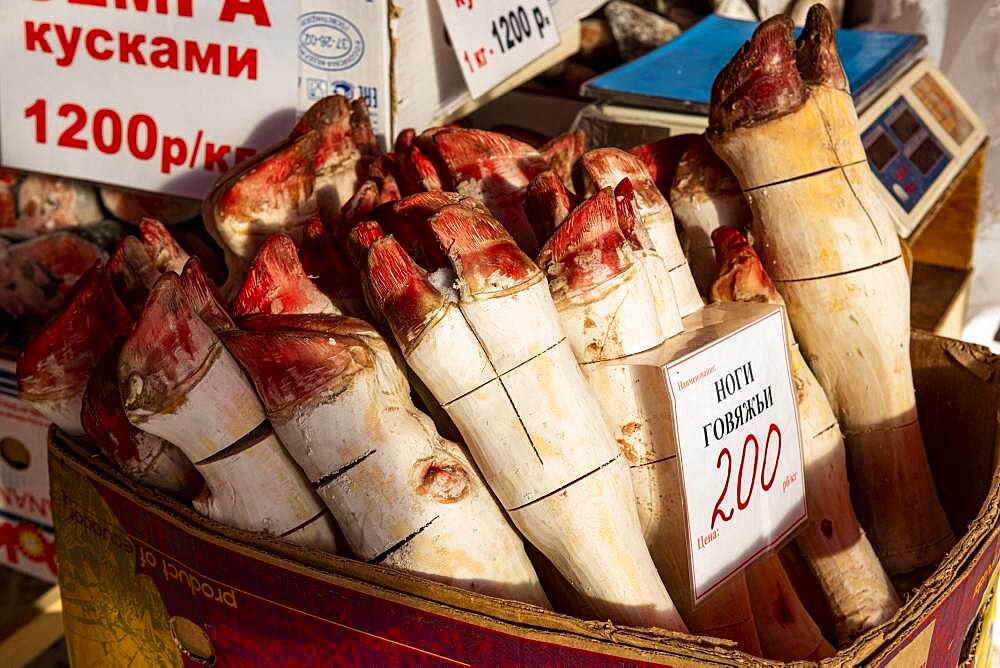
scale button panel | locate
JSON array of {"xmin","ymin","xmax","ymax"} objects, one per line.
[{"xmin": 862, "ymin": 97, "xmax": 951, "ymax": 213}]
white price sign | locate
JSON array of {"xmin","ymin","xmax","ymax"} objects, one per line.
[
  {"xmin": 436, "ymin": 0, "xmax": 560, "ymax": 99},
  {"xmin": 665, "ymin": 309, "xmax": 807, "ymax": 602},
  {"xmin": 0, "ymin": 0, "xmax": 298, "ymax": 199}
]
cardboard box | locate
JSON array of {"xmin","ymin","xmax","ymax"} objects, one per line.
[
  {"xmin": 469, "ymin": 89, "xmax": 591, "ymax": 139},
  {"xmin": 910, "ymin": 262, "xmax": 971, "ymax": 339},
  {"xmin": 300, "ymin": 0, "xmax": 604, "ymax": 147},
  {"xmin": 0, "ymin": 352, "xmax": 56, "ymax": 584},
  {"xmin": 49, "ymin": 330, "xmax": 1000, "ymax": 665},
  {"xmin": 968, "ymin": 568, "xmax": 999, "ymax": 667}
]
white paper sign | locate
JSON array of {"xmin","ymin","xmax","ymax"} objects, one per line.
[
  {"xmin": 664, "ymin": 309, "xmax": 807, "ymax": 602},
  {"xmin": 0, "ymin": 0, "xmax": 298, "ymax": 199},
  {"xmin": 436, "ymin": 0, "xmax": 560, "ymax": 99}
]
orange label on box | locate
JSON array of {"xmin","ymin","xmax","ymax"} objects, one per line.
[{"xmin": 0, "ymin": 358, "xmax": 56, "ymax": 582}]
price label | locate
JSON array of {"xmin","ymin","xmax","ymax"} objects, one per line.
[
  {"xmin": 0, "ymin": 1, "xmax": 298, "ymax": 199},
  {"xmin": 436, "ymin": 0, "xmax": 560, "ymax": 99},
  {"xmin": 664, "ymin": 309, "xmax": 807, "ymax": 602}
]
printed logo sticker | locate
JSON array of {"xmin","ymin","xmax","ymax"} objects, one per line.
[
  {"xmin": 331, "ymin": 80, "xmax": 355, "ymax": 97},
  {"xmin": 305, "ymin": 78, "xmax": 328, "ymax": 100}
]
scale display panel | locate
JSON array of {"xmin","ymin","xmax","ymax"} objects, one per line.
[
  {"xmin": 863, "ymin": 98, "xmax": 951, "ymax": 214},
  {"xmin": 857, "ymin": 60, "xmax": 986, "ymax": 236}
]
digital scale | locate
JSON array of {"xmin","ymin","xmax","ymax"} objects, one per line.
[{"xmin": 576, "ymin": 15, "xmax": 987, "ymax": 240}]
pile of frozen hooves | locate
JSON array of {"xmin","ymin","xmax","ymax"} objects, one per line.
[{"xmin": 17, "ymin": 6, "xmax": 953, "ymax": 660}]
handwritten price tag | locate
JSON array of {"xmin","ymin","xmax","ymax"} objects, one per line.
[
  {"xmin": 664, "ymin": 309, "xmax": 807, "ymax": 602},
  {"xmin": 0, "ymin": 1, "xmax": 298, "ymax": 199},
  {"xmin": 437, "ymin": 0, "xmax": 560, "ymax": 99}
]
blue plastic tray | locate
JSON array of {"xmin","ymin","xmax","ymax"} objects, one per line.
[{"xmin": 580, "ymin": 15, "xmax": 925, "ymax": 114}]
